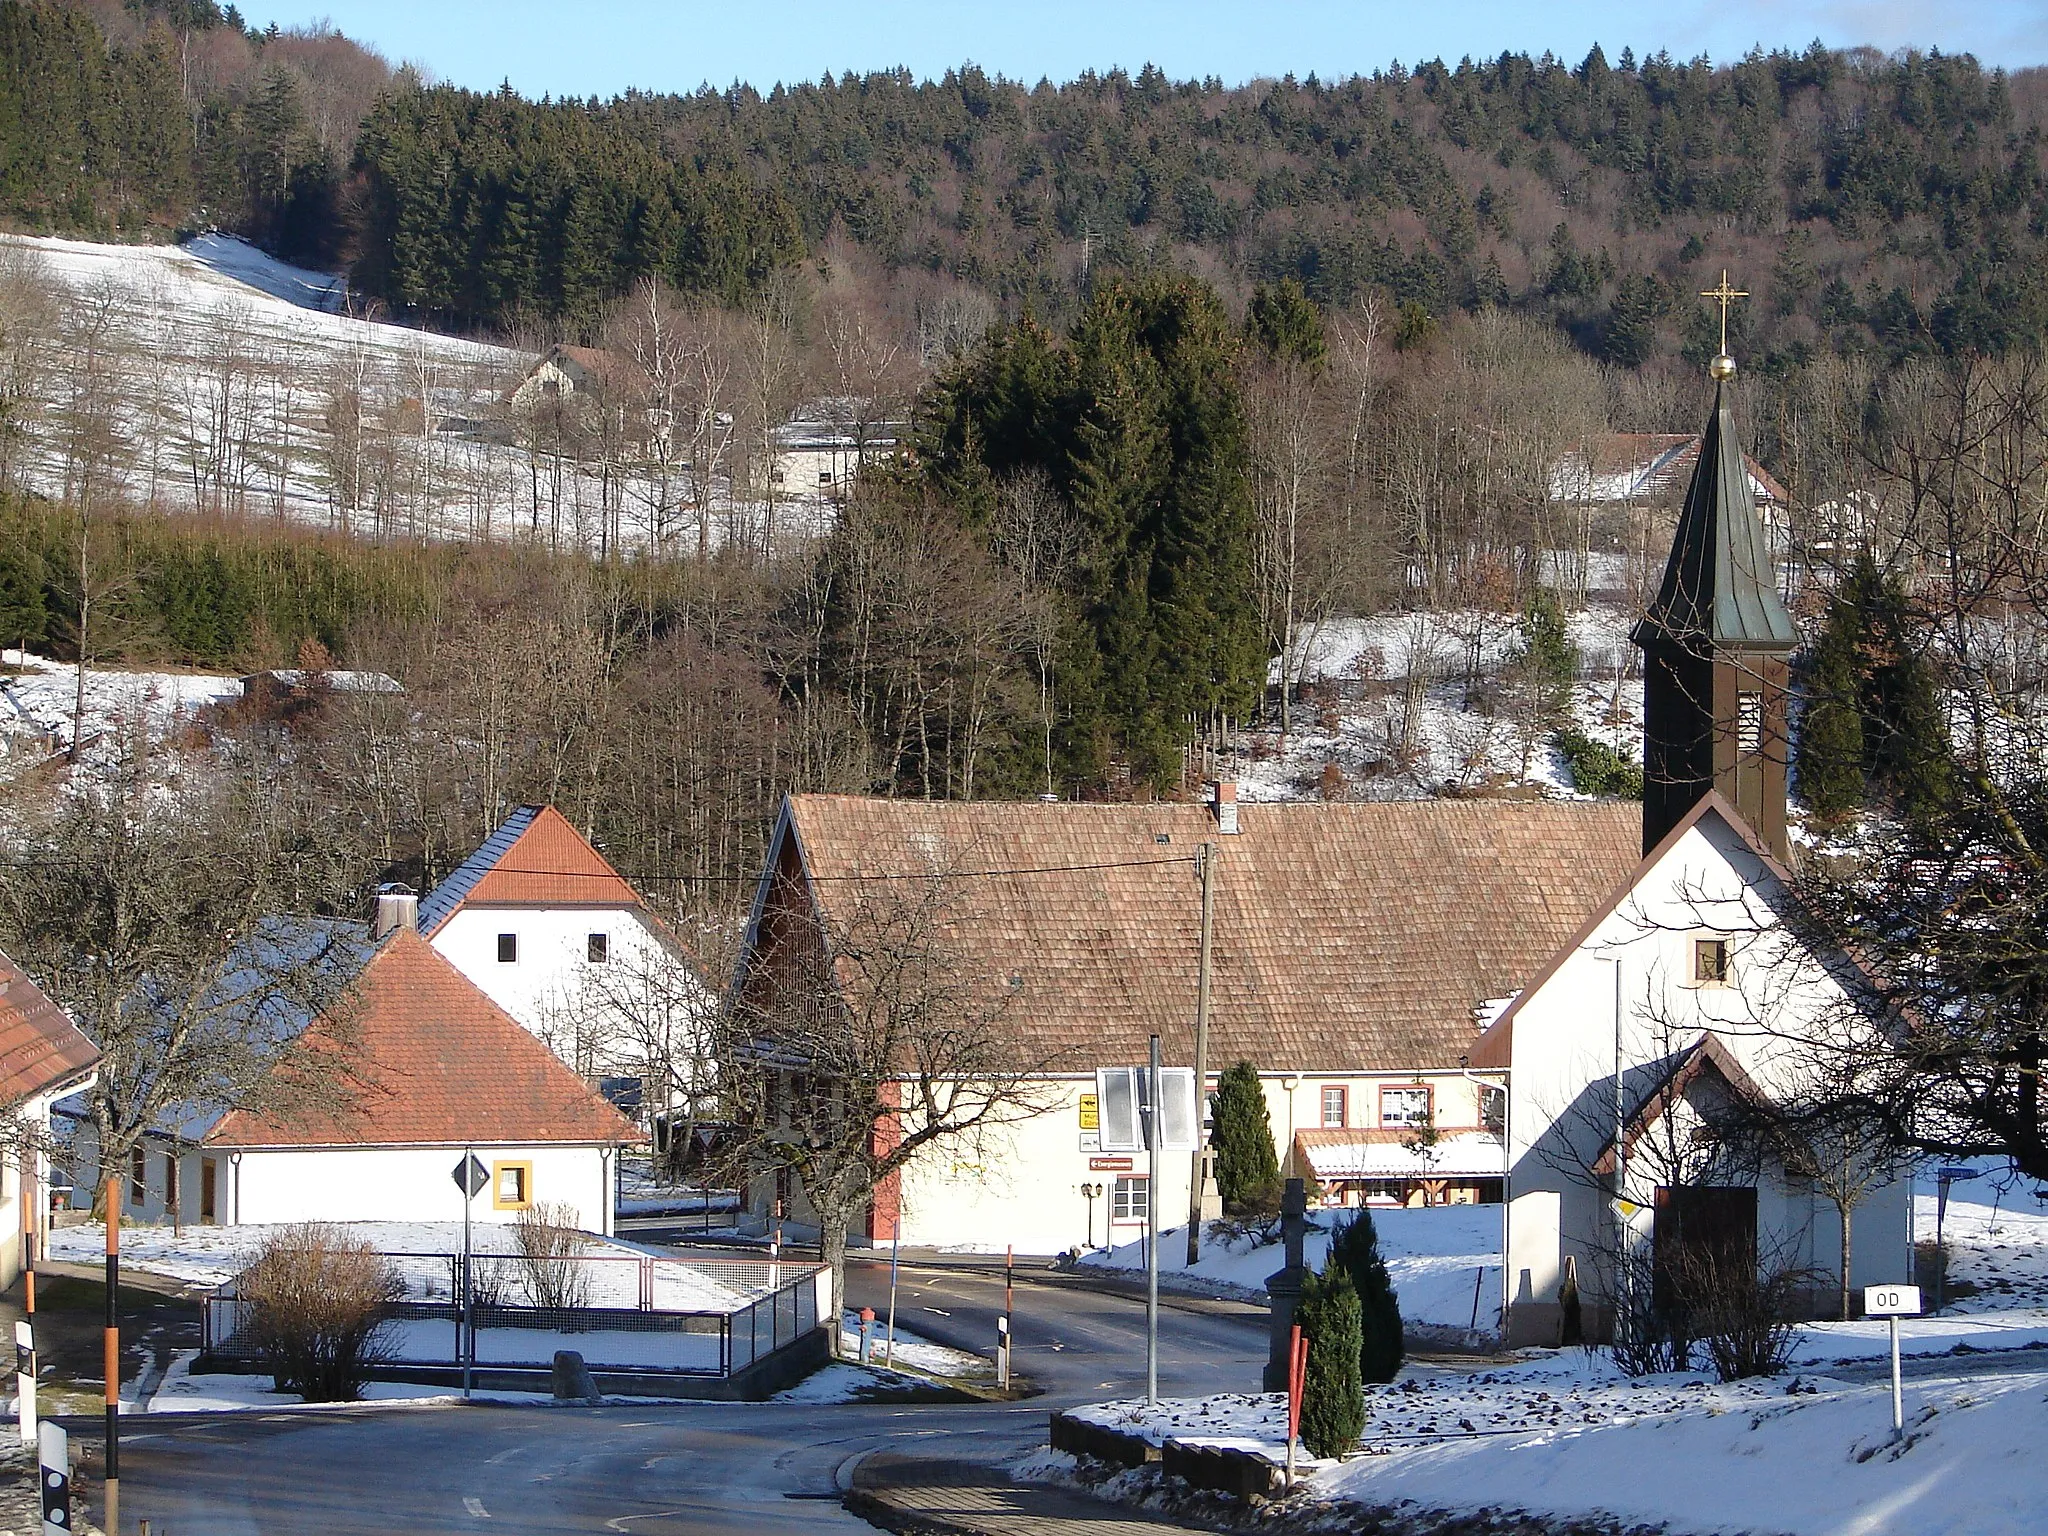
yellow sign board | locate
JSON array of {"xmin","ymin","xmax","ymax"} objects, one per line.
[{"xmin": 1078, "ymin": 1093, "xmax": 1099, "ymax": 1130}]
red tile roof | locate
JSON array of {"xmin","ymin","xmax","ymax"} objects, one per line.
[
  {"xmin": 420, "ymin": 806, "xmax": 644, "ymax": 934},
  {"xmin": 206, "ymin": 930, "xmax": 640, "ymax": 1148},
  {"xmin": 774, "ymin": 795, "xmax": 1642, "ymax": 1074},
  {"xmin": 0, "ymin": 947, "xmax": 98, "ymax": 1106}
]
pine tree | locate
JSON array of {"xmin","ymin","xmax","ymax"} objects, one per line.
[
  {"xmin": 1210, "ymin": 1061, "xmax": 1280, "ymax": 1210},
  {"xmin": 1295, "ymin": 1259, "xmax": 1365, "ymax": 1459},
  {"xmin": 1330, "ymin": 1208, "xmax": 1404, "ymax": 1383},
  {"xmin": 1797, "ymin": 589, "xmax": 1866, "ymax": 827}
]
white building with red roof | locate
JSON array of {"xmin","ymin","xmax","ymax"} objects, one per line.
[
  {"xmin": 194, "ymin": 929, "xmax": 641, "ymax": 1232},
  {"xmin": 416, "ymin": 806, "xmax": 709, "ymax": 1097},
  {"xmin": 0, "ymin": 946, "xmax": 99, "ymax": 1287}
]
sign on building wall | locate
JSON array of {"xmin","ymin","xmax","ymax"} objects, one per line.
[{"xmin": 1078, "ymin": 1093, "xmax": 1099, "ymax": 1130}]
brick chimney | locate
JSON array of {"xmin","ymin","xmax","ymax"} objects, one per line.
[
  {"xmin": 372, "ymin": 884, "xmax": 419, "ymax": 940},
  {"xmin": 1211, "ymin": 778, "xmax": 1240, "ymax": 835}
]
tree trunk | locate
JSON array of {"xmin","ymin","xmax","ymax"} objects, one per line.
[
  {"xmin": 818, "ymin": 1208, "xmax": 850, "ymax": 1350},
  {"xmin": 1838, "ymin": 1198, "xmax": 1854, "ymax": 1322}
]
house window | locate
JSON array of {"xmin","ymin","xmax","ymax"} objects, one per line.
[
  {"xmin": 587, "ymin": 932, "xmax": 609, "ymax": 963},
  {"xmin": 130, "ymin": 1147, "xmax": 146, "ymax": 1205},
  {"xmin": 1111, "ymin": 1175, "xmax": 1149, "ymax": 1222},
  {"xmin": 165, "ymin": 1151, "xmax": 178, "ymax": 1215},
  {"xmin": 818, "ymin": 469, "xmax": 834, "ymax": 485},
  {"xmin": 1381, "ymin": 1086, "xmax": 1432, "ymax": 1128},
  {"xmin": 1694, "ymin": 938, "xmax": 1731, "ymax": 985},
  {"xmin": 497, "ymin": 933, "xmax": 518, "ymax": 964},
  {"xmin": 1737, "ymin": 692, "xmax": 1763, "ymax": 755},
  {"xmin": 1320, "ymin": 1086, "xmax": 1347, "ymax": 1127},
  {"xmin": 492, "ymin": 1161, "xmax": 533, "ymax": 1211}
]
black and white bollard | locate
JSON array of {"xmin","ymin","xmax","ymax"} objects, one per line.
[
  {"xmin": 38, "ymin": 1419, "xmax": 69, "ymax": 1535},
  {"xmin": 15, "ymin": 1318, "xmax": 35, "ymax": 1444}
]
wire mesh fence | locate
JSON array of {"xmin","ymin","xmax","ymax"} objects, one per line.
[{"xmin": 201, "ymin": 1250, "xmax": 827, "ymax": 1378}]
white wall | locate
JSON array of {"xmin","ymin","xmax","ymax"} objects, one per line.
[
  {"xmin": 227, "ymin": 1144, "xmax": 616, "ymax": 1233},
  {"xmin": 809, "ymin": 1067, "xmax": 1502, "ymax": 1257},
  {"xmin": 430, "ymin": 905, "xmax": 699, "ymax": 1083},
  {"xmin": 1502, "ymin": 811, "xmax": 1913, "ymax": 1339}
]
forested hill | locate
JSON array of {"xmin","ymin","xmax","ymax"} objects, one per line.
[{"xmin": 7, "ymin": 0, "xmax": 2048, "ymax": 366}]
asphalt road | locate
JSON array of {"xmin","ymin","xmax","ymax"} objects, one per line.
[{"xmin": 107, "ymin": 1262, "xmax": 1269, "ymax": 1534}]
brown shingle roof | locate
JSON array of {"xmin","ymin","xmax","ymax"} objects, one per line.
[
  {"xmin": 778, "ymin": 795, "xmax": 1641, "ymax": 1074},
  {"xmin": 206, "ymin": 930, "xmax": 639, "ymax": 1148},
  {"xmin": 0, "ymin": 946, "xmax": 98, "ymax": 1106}
]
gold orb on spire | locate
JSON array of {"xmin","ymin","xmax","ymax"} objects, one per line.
[{"xmin": 1701, "ymin": 269, "xmax": 1747, "ymax": 381}]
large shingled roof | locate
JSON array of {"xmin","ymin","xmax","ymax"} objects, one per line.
[
  {"xmin": 206, "ymin": 930, "xmax": 639, "ymax": 1148},
  {"xmin": 772, "ymin": 795, "xmax": 1642, "ymax": 1073},
  {"xmin": 0, "ymin": 947, "xmax": 98, "ymax": 1106}
]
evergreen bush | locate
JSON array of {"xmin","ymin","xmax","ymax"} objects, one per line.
[
  {"xmin": 1295, "ymin": 1261, "xmax": 1365, "ymax": 1459},
  {"xmin": 1553, "ymin": 727, "xmax": 1644, "ymax": 799},
  {"xmin": 1211, "ymin": 1061, "xmax": 1281, "ymax": 1211},
  {"xmin": 1330, "ymin": 1208, "xmax": 1405, "ymax": 1383}
]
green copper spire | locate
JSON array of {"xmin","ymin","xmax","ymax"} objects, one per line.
[{"xmin": 1630, "ymin": 379, "xmax": 1797, "ymax": 652}]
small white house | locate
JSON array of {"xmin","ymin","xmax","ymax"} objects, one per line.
[
  {"xmin": 418, "ymin": 805, "xmax": 711, "ymax": 1092},
  {"xmin": 0, "ymin": 947, "xmax": 99, "ymax": 1288},
  {"xmin": 1473, "ymin": 794, "xmax": 1912, "ymax": 1344},
  {"xmin": 81, "ymin": 929, "xmax": 640, "ymax": 1235}
]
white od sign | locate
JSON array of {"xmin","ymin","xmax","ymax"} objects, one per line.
[{"xmin": 1864, "ymin": 1284, "xmax": 1921, "ymax": 1317}]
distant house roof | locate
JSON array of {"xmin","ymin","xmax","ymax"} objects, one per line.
[
  {"xmin": 1633, "ymin": 384, "xmax": 1800, "ymax": 652},
  {"xmin": 205, "ymin": 930, "xmax": 640, "ymax": 1149},
  {"xmin": 762, "ymin": 795, "xmax": 1642, "ymax": 1074},
  {"xmin": 1551, "ymin": 433, "xmax": 1786, "ymax": 508},
  {"xmin": 1290, "ymin": 1128, "xmax": 1507, "ymax": 1182},
  {"xmin": 0, "ymin": 946, "xmax": 98, "ymax": 1107},
  {"xmin": 239, "ymin": 669, "xmax": 404, "ymax": 698},
  {"xmin": 418, "ymin": 806, "xmax": 646, "ymax": 936}
]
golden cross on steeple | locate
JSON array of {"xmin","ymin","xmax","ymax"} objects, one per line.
[{"xmin": 1701, "ymin": 269, "xmax": 1747, "ymax": 356}]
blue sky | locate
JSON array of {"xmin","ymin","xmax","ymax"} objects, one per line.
[{"xmin": 242, "ymin": 2, "xmax": 2048, "ymax": 97}]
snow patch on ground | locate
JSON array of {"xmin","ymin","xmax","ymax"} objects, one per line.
[
  {"xmin": 1315, "ymin": 1365, "xmax": 2048, "ymax": 1536},
  {"xmin": 1079, "ymin": 1205, "xmax": 1504, "ymax": 1331},
  {"xmin": 1, "ymin": 650, "xmax": 244, "ymax": 763},
  {"xmin": 841, "ymin": 1311, "xmax": 994, "ymax": 1380}
]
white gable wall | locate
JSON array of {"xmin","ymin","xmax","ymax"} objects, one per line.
[
  {"xmin": 430, "ymin": 905, "xmax": 696, "ymax": 1083},
  {"xmin": 1502, "ymin": 811, "xmax": 1913, "ymax": 1345}
]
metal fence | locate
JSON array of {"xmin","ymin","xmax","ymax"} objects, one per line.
[{"xmin": 201, "ymin": 1250, "xmax": 827, "ymax": 1378}]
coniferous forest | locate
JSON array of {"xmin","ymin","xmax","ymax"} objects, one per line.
[{"xmin": 5, "ymin": 0, "xmax": 2048, "ymax": 365}]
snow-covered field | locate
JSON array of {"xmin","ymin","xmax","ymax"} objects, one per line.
[
  {"xmin": 1245, "ymin": 606, "xmax": 1643, "ymax": 804},
  {"xmin": 1080, "ymin": 1205, "xmax": 1504, "ymax": 1333},
  {"xmin": 2, "ymin": 232, "xmax": 824, "ymax": 555},
  {"xmin": 1, "ymin": 649, "xmax": 244, "ymax": 764}
]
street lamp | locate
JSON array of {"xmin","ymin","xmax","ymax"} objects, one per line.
[{"xmin": 1081, "ymin": 1183, "xmax": 1103, "ymax": 1250}]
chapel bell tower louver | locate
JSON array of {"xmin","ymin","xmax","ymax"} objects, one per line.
[{"xmin": 1631, "ymin": 275, "xmax": 1798, "ymax": 862}]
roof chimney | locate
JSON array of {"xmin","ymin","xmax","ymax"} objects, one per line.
[
  {"xmin": 1211, "ymin": 778, "xmax": 1240, "ymax": 835},
  {"xmin": 372, "ymin": 884, "xmax": 418, "ymax": 940}
]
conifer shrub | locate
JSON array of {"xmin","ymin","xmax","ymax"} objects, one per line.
[
  {"xmin": 1295, "ymin": 1261, "xmax": 1365, "ymax": 1459},
  {"xmin": 1553, "ymin": 727, "xmax": 1644, "ymax": 799},
  {"xmin": 1210, "ymin": 1061, "xmax": 1281, "ymax": 1212},
  {"xmin": 1330, "ymin": 1208, "xmax": 1405, "ymax": 1383}
]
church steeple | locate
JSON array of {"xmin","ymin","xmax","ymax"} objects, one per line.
[{"xmin": 1632, "ymin": 280, "xmax": 1797, "ymax": 861}]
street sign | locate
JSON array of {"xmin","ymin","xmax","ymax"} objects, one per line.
[
  {"xmin": 1078, "ymin": 1093, "xmax": 1099, "ymax": 1131},
  {"xmin": 451, "ymin": 1154, "xmax": 489, "ymax": 1199},
  {"xmin": 1094, "ymin": 1066, "xmax": 1197, "ymax": 1152},
  {"xmin": 1088, "ymin": 1156, "xmax": 1133, "ymax": 1172},
  {"xmin": 1864, "ymin": 1284, "xmax": 1921, "ymax": 1317}
]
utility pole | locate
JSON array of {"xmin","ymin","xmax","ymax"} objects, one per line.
[
  {"xmin": 1186, "ymin": 842, "xmax": 1215, "ymax": 1267},
  {"xmin": 1146, "ymin": 1033, "xmax": 1161, "ymax": 1405},
  {"xmin": 104, "ymin": 1174, "xmax": 120, "ymax": 1536}
]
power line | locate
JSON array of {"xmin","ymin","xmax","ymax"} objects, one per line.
[{"xmin": 467, "ymin": 855, "xmax": 1202, "ymax": 886}]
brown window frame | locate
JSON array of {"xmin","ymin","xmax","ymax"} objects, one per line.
[
  {"xmin": 1380, "ymin": 1084, "xmax": 1434, "ymax": 1128},
  {"xmin": 1320, "ymin": 1085, "xmax": 1348, "ymax": 1128}
]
